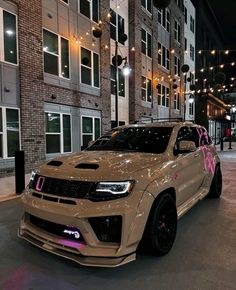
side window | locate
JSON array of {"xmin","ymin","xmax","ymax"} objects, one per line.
[
  {"xmin": 196, "ymin": 127, "xmax": 212, "ymax": 146},
  {"xmin": 176, "ymin": 126, "xmax": 191, "ymax": 142},
  {"xmin": 174, "ymin": 126, "xmax": 198, "ymax": 155}
]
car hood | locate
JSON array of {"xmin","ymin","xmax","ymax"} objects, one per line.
[{"xmin": 37, "ymin": 151, "xmax": 166, "ymax": 181}]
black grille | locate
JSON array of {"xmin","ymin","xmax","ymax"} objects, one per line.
[
  {"xmin": 30, "ymin": 174, "xmax": 96, "ymax": 199},
  {"xmin": 29, "ymin": 215, "xmax": 84, "ymax": 242},
  {"xmin": 89, "ymin": 216, "xmax": 122, "ymax": 243}
]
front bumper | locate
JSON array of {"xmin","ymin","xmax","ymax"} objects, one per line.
[{"xmin": 18, "ymin": 188, "xmax": 154, "ymax": 267}]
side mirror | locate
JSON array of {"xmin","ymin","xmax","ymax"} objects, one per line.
[{"xmin": 177, "ymin": 140, "xmax": 196, "ymax": 154}]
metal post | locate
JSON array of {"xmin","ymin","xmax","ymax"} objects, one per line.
[
  {"xmin": 220, "ymin": 137, "xmax": 224, "ymax": 151},
  {"xmin": 115, "ymin": 41, "xmax": 119, "ymax": 127},
  {"xmin": 15, "ymin": 150, "xmax": 25, "ymax": 194}
]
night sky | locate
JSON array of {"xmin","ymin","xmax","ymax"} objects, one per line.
[
  {"xmin": 207, "ymin": 0, "xmax": 236, "ymax": 87},
  {"xmin": 207, "ymin": 0, "xmax": 236, "ymax": 48}
]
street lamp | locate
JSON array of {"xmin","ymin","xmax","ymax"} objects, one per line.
[
  {"xmin": 181, "ymin": 64, "xmax": 190, "ymax": 121},
  {"xmin": 112, "ymin": 37, "xmax": 130, "ymax": 127}
]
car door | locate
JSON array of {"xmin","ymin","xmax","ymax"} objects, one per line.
[{"xmin": 173, "ymin": 126, "xmax": 205, "ymax": 206}]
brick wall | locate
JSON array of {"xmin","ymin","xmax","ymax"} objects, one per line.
[{"xmin": 18, "ymin": 0, "xmax": 111, "ymax": 172}]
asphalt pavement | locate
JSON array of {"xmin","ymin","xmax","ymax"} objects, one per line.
[{"xmin": 0, "ymin": 150, "xmax": 235, "ymax": 290}]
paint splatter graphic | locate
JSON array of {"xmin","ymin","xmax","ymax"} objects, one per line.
[{"xmin": 197, "ymin": 128, "xmax": 215, "ymax": 176}]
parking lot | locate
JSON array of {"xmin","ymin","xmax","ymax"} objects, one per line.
[{"xmin": 0, "ymin": 151, "xmax": 235, "ymax": 290}]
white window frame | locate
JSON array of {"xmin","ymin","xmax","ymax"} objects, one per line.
[
  {"xmin": 110, "ymin": 9, "xmax": 126, "ymax": 45},
  {"xmin": 189, "ymin": 101, "xmax": 194, "ymax": 116},
  {"xmin": 190, "ymin": 44, "xmax": 194, "ymax": 61},
  {"xmin": 79, "ymin": 0, "xmax": 99, "ymax": 23},
  {"xmin": 141, "ymin": 0, "xmax": 152, "ymax": 15},
  {"xmin": 174, "ymin": 19, "xmax": 180, "ymax": 43},
  {"xmin": 174, "ymin": 55, "xmax": 180, "ymax": 76},
  {"xmin": 190, "ymin": 15, "xmax": 195, "ymax": 34},
  {"xmin": 43, "ymin": 28, "xmax": 70, "ymax": 79},
  {"xmin": 158, "ymin": 43, "xmax": 170, "ymax": 71},
  {"xmin": 157, "ymin": 8, "xmax": 170, "ymax": 32},
  {"xmin": 60, "ymin": 0, "xmax": 69, "ymax": 5},
  {"xmin": 174, "ymin": 92, "xmax": 180, "ymax": 110},
  {"xmin": 158, "ymin": 84, "xmax": 169, "ymax": 107},
  {"xmin": 45, "ymin": 111, "xmax": 72, "ymax": 155},
  {"xmin": 142, "ymin": 76, "xmax": 152, "ymax": 103},
  {"xmin": 80, "ymin": 46, "xmax": 100, "ymax": 88},
  {"xmin": 0, "ymin": 8, "xmax": 18, "ymax": 66},
  {"xmin": 0, "ymin": 106, "xmax": 21, "ymax": 159},
  {"xmin": 141, "ymin": 28, "xmax": 152, "ymax": 58},
  {"xmin": 81, "ymin": 115, "xmax": 101, "ymax": 147}
]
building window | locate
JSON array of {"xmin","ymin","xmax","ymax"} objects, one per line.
[
  {"xmin": 158, "ymin": 43, "xmax": 169, "ymax": 70},
  {"xmin": 157, "ymin": 84, "xmax": 169, "ymax": 107},
  {"xmin": 110, "ymin": 65, "xmax": 125, "ymax": 97},
  {"xmin": 110, "ymin": 9, "xmax": 125, "ymax": 45},
  {"xmin": 174, "ymin": 19, "xmax": 180, "ymax": 43},
  {"xmin": 45, "ymin": 112, "xmax": 72, "ymax": 154},
  {"xmin": 141, "ymin": 0, "xmax": 152, "ymax": 14},
  {"xmin": 190, "ymin": 44, "xmax": 194, "ymax": 61},
  {"xmin": 184, "ymin": 6, "xmax": 187, "ymax": 24},
  {"xmin": 43, "ymin": 29, "xmax": 70, "ymax": 79},
  {"xmin": 80, "ymin": 47, "xmax": 99, "ymax": 87},
  {"xmin": 79, "ymin": 0, "xmax": 99, "ymax": 23},
  {"xmin": 189, "ymin": 101, "xmax": 194, "ymax": 116},
  {"xmin": 157, "ymin": 9, "xmax": 170, "ymax": 32},
  {"xmin": 81, "ymin": 116, "xmax": 101, "ymax": 148},
  {"xmin": 185, "ymin": 37, "xmax": 187, "ymax": 51},
  {"xmin": 174, "ymin": 56, "xmax": 180, "ymax": 76},
  {"xmin": 141, "ymin": 28, "xmax": 152, "ymax": 58},
  {"xmin": 157, "ymin": 84, "xmax": 161, "ymax": 105},
  {"xmin": 142, "ymin": 76, "xmax": 152, "ymax": 103},
  {"xmin": 0, "ymin": 107, "xmax": 20, "ymax": 159},
  {"xmin": 61, "ymin": 0, "xmax": 69, "ymax": 4},
  {"xmin": 174, "ymin": 93, "xmax": 180, "ymax": 110},
  {"xmin": 190, "ymin": 15, "xmax": 194, "ymax": 33},
  {"xmin": 0, "ymin": 9, "xmax": 18, "ymax": 64}
]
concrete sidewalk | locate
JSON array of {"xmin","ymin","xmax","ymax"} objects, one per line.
[{"xmin": 0, "ymin": 174, "xmax": 30, "ymax": 202}]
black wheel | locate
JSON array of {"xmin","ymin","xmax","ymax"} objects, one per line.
[
  {"xmin": 143, "ymin": 193, "xmax": 177, "ymax": 256},
  {"xmin": 208, "ymin": 165, "xmax": 222, "ymax": 198}
]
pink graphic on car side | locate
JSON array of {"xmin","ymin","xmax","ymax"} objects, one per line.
[{"xmin": 196, "ymin": 128, "xmax": 215, "ymax": 176}]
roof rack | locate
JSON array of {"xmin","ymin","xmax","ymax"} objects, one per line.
[{"xmin": 135, "ymin": 117, "xmax": 184, "ymax": 124}]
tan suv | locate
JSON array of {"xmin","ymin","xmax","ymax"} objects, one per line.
[{"xmin": 19, "ymin": 122, "xmax": 222, "ymax": 267}]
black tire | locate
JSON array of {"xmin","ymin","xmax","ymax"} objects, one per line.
[
  {"xmin": 208, "ymin": 165, "xmax": 222, "ymax": 198},
  {"xmin": 143, "ymin": 193, "xmax": 177, "ymax": 256}
]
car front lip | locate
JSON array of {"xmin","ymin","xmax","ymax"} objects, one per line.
[{"xmin": 19, "ymin": 189, "xmax": 154, "ymax": 267}]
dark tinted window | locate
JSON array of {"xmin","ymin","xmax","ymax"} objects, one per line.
[
  {"xmin": 175, "ymin": 126, "xmax": 199, "ymax": 153},
  {"xmin": 87, "ymin": 126, "xmax": 173, "ymax": 154}
]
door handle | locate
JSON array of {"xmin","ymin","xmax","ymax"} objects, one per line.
[{"xmin": 171, "ymin": 164, "xmax": 177, "ymax": 168}]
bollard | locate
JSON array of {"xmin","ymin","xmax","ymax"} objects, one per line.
[
  {"xmin": 220, "ymin": 137, "xmax": 224, "ymax": 151},
  {"xmin": 15, "ymin": 151, "xmax": 25, "ymax": 194}
]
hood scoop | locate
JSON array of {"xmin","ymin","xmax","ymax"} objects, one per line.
[
  {"xmin": 75, "ymin": 163, "xmax": 99, "ymax": 170},
  {"xmin": 47, "ymin": 160, "xmax": 63, "ymax": 167}
]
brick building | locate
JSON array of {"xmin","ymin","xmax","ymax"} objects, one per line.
[{"xmin": 0, "ymin": 0, "xmax": 189, "ymax": 175}]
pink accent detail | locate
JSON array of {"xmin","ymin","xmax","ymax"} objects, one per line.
[
  {"xmin": 58, "ymin": 239, "xmax": 85, "ymax": 250},
  {"xmin": 171, "ymin": 172, "xmax": 179, "ymax": 180},
  {"xmin": 36, "ymin": 176, "xmax": 45, "ymax": 191},
  {"xmin": 196, "ymin": 128, "xmax": 215, "ymax": 176}
]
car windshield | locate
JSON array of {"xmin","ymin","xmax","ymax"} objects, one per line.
[{"xmin": 86, "ymin": 126, "xmax": 173, "ymax": 154}]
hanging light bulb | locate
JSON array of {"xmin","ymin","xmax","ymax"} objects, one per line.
[{"xmin": 123, "ymin": 59, "xmax": 131, "ymax": 76}]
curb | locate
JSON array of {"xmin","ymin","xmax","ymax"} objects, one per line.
[{"xmin": 0, "ymin": 194, "xmax": 21, "ymax": 203}]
